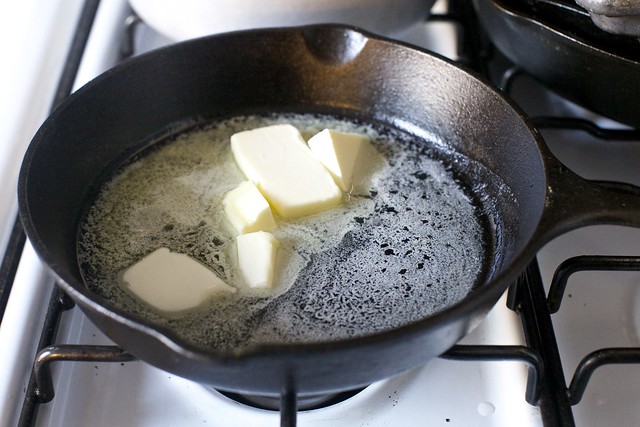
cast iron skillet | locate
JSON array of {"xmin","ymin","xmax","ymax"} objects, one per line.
[
  {"xmin": 18, "ymin": 25, "xmax": 640, "ymax": 398},
  {"xmin": 472, "ymin": 0, "xmax": 640, "ymax": 127}
]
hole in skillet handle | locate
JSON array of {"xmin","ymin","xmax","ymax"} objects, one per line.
[{"xmin": 302, "ymin": 25, "xmax": 369, "ymax": 65}]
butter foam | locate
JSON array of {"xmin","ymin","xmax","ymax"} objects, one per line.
[{"xmin": 78, "ymin": 114, "xmax": 489, "ymax": 351}]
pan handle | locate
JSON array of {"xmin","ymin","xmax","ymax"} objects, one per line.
[{"xmin": 535, "ymin": 153, "xmax": 640, "ymax": 245}]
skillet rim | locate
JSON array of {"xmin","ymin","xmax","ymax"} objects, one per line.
[{"xmin": 17, "ymin": 24, "xmax": 548, "ymax": 363}]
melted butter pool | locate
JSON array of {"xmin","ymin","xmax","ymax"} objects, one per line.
[{"xmin": 78, "ymin": 114, "xmax": 489, "ymax": 351}]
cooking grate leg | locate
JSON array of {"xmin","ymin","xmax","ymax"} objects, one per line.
[
  {"xmin": 545, "ymin": 255, "xmax": 640, "ymax": 406},
  {"xmin": 547, "ymin": 255, "xmax": 640, "ymax": 313},
  {"xmin": 509, "ymin": 260, "xmax": 577, "ymax": 427},
  {"xmin": 33, "ymin": 345, "xmax": 135, "ymax": 403},
  {"xmin": 533, "ymin": 117, "xmax": 640, "ymax": 140},
  {"xmin": 119, "ymin": 13, "xmax": 141, "ymax": 60},
  {"xmin": 511, "ymin": 255, "xmax": 640, "ymax": 425},
  {"xmin": 497, "ymin": 64, "xmax": 640, "ymax": 141},
  {"xmin": 18, "ymin": 287, "xmax": 76, "ymax": 427},
  {"xmin": 0, "ymin": 218, "xmax": 26, "ymax": 322},
  {"xmin": 441, "ymin": 344, "xmax": 543, "ymax": 405},
  {"xmin": 568, "ymin": 347, "xmax": 640, "ymax": 405},
  {"xmin": 280, "ymin": 387, "xmax": 297, "ymax": 427}
]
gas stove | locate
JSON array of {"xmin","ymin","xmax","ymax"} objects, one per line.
[{"xmin": 0, "ymin": 0, "xmax": 639, "ymax": 426}]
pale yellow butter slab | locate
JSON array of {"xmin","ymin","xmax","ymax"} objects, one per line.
[
  {"xmin": 230, "ymin": 124, "xmax": 342, "ymax": 219},
  {"xmin": 121, "ymin": 248, "xmax": 235, "ymax": 313},
  {"xmin": 307, "ymin": 128, "xmax": 369, "ymax": 192},
  {"xmin": 236, "ymin": 231, "xmax": 279, "ymax": 289},
  {"xmin": 222, "ymin": 181, "xmax": 276, "ymax": 234}
]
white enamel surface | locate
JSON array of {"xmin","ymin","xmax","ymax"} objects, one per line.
[
  {"xmin": 128, "ymin": 0, "xmax": 436, "ymax": 41},
  {"xmin": 0, "ymin": 0, "xmax": 84, "ymax": 275},
  {"xmin": 0, "ymin": 0, "xmax": 86, "ymax": 423}
]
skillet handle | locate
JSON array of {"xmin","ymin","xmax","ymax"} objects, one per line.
[{"xmin": 536, "ymin": 157, "xmax": 640, "ymax": 244}]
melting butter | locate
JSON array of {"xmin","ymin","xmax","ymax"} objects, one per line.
[
  {"xmin": 236, "ymin": 231, "xmax": 279, "ymax": 289},
  {"xmin": 231, "ymin": 124, "xmax": 343, "ymax": 219},
  {"xmin": 120, "ymin": 247, "xmax": 235, "ymax": 314},
  {"xmin": 308, "ymin": 128, "xmax": 368, "ymax": 192},
  {"xmin": 222, "ymin": 181, "xmax": 276, "ymax": 234},
  {"xmin": 78, "ymin": 113, "xmax": 491, "ymax": 351}
]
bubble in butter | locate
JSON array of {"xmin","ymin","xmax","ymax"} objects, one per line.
[
  {"xmin": 77, "ymin": 113, "xmax": 492, "ymax": 352},
  {"xmin": 120, "ymin": 247, "xmax": 235, "ymax": 314}
]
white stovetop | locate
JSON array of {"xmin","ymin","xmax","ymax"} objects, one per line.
[
  {"xmin": 30, "ymin": 293, "xmax": 537, "ymax": 427},
  {"xmin": 0, "ymin": 0, "xmax": 639, "ymax": 426}
]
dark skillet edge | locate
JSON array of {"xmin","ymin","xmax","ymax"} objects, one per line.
[
  {"xmin": 476, "ymin": 0, "xmax": 640, "ymax": 61},
  {"xmin": 471, "ymin": 0, "xmax": 640, "ymax": 235},
  {"xmin": 16, "ymin": 24, "xmax": 552, "ymax": 393},
  {"xmin": 472, "ymin": 0, "xmax": 640, "ymax": 128},
  {"xmin": 47, "ymin": 263, "xmax": 523, "ymax": 393}
]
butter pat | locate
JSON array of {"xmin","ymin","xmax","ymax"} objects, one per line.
[
  {"xmin": 222, "ymin": 181, "xmax": 276, "ymax": 234},
  {"xmin": 307, "ymin": 129, "xmax": 368, "ymax": 192},
  {"xmin": 237, "ymin": 231, "xmax": 279, "ymax": 289},
  {"xmin": 230, "ymin": 124, "xmax": 342, "ymax": 218},
  {"xmin": 120, "ymin": 248, "xmax": 235, "ymax": 314}
]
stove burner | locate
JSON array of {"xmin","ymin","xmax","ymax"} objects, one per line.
[{"xmin": 216, "ymin": 387, "xmax": 367, "ymax": 411}]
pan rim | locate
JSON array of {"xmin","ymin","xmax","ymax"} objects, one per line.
[{"xmin": 17, "ymin": 24, "xmax": 548, "ymax": 371}]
